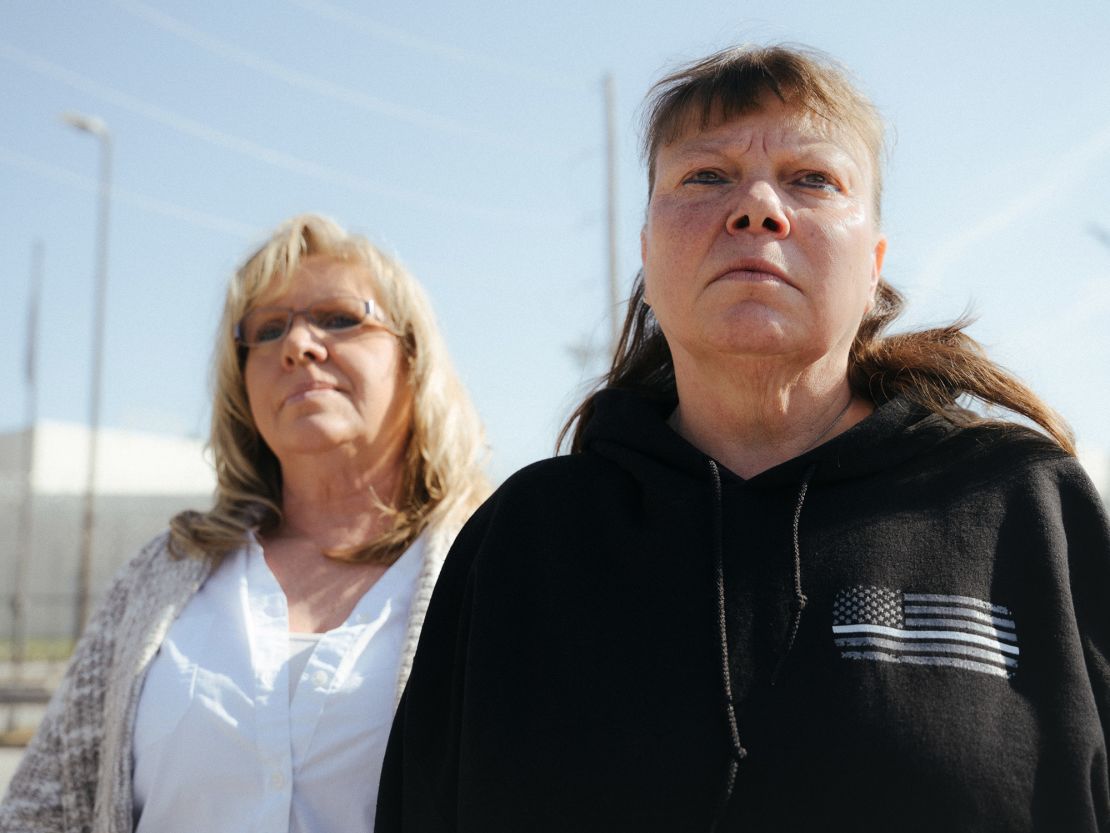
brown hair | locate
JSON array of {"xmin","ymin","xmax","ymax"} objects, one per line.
[
  {"xmin": 170, "ymin": 214, "xmax": 490, "ymax": 564},
  {"xmin": 560, "ymin": 44, "xmax": 1074, "ymax": 455}
]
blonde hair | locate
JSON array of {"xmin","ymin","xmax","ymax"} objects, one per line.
[
  {"xmin": 171, "ymin": 213, "xmax": 490, "ymax": 563},
  {"xmin": 561, "ymin": 44, "xmax": 1074, "ymax": 455}
]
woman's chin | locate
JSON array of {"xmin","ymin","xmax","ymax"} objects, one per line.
[
  {"xmin": 686, "ymin": 322, "xmax": 798, "ymax": 361},
  {"xmin": 690, "ymin": 312, "xmax": 848, "ymax": 365},
  {"xmin": 269, "ymin": 416, "xmax": 360, "ymax": 458}
]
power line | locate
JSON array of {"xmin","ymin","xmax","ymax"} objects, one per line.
[
  {"xmin": 0, "ymin": 41, "xmax": 552, "ymax": 230},
  {"xmin": 0, "ymin": 145, "xmax": 260, "ymax": 239},
  {"xmin": 914, "ymin": 120, "xmax": 1110, "ymax": 295},
  {"xmin": 110, "ymin": 0, "xmax": 559, "ymax": 155},
  {"xmin": 288, "ymin": 0, "xmax": 580, "ymax": 93}
]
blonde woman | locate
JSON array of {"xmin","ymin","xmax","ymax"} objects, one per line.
[{"xmin": 0, "ymin": 214, "xmax": 489, "ymax": 833}]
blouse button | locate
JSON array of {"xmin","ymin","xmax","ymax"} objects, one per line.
[
  {"xmin": 312, "ymin": 670, "xmax": 328, "ymax": 687},
  {"xmin": 270, "ymin": 772, "xmax": 285, "ymax": 790}
]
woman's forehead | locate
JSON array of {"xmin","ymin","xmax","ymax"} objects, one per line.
[
  {"xmin": 252, "ymin": 255, "xmax": 377, "ymax": 305},
  {"xmin": 666, "ymin": 98, "xmax": 866, "ymax": 159}
]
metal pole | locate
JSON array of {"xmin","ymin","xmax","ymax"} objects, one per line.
[
  {"xmin": 63, "ymin": 113, "xmax": 112, "ymax": 640},
  {"xmin": 8, "ymin": 241, "xmax": 42, "ymax": 716},
  {"xmin": 603, "ymin": 73, "xmax": 621, "ymax": 357}
]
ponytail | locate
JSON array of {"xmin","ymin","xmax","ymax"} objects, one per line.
[{"xmin": 848, "ymin": 281, "xmax": 1074, "ymax": 454}]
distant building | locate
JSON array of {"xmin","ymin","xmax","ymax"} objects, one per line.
[
  {"xmin": 0, "ymin": 422, "xmax": 215, "ymax": 641},
  {"xmin": 1078, "ymin": 446, "xmax": 1110, "ymax": 507}
]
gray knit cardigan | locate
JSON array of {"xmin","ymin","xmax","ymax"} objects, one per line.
[{"xmin": 0, "ymin": 524, "xmax": 456, "ymax": 833}]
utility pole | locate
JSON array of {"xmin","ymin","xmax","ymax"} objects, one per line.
[
  {"xmin": 603, "ymin": 73, "xmax": 621, "ymax": 358},
  {"xmin": 62, "ymin": 112, "xmax": 112, "ymax": 639},
  {"xmin": 9, "ymin": 241, "xmax": 42, "ymax": 709}
]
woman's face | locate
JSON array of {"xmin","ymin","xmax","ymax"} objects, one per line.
[
  {"xmin": 242, "ymin": 255, "xmax": 412, "ymax": 466},
  {"xmin": 641, "ymin": 96, "xmax": 886, "ymax": 374}
]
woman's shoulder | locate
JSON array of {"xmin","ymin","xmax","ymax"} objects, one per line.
[
  {"xmin": 934, "ymin": 419, "xmax": 1102, "ymax": 507},
  {"xmin": 490, "ymin": 452, "xmax": 630, "ymax": 507},
  {"xmin": 444, "ymin": 454, "xmax": 631, "ymax": 555},
  {"xmin": 105, "ymin": 529, "xmax": 218, "ymax": 602},
  {"xmin": 505, "ymin": 450, "xmax": 628, "ymax": 484},
  {"xmin": 950, "ymin": 419, "xmax": 1076, "ymax": 467},
  {"xmin": 120, "ymin": 528, "xmax": 189, "ymax": 571}
]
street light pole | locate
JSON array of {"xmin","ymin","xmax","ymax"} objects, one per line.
[
  {"xmin": 602, "ymin": 74, "xmax": 621, "ymax": 358},
  {"xmin": 10, "ymin": 241, "xmax": 43, "ymax": 706},
  {"xmin": 62, "ymin": 111, "xmax": 112, "ymax": 641}
]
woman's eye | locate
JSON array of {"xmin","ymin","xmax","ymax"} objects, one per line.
[
  {"xmin": 797, "ymin": 172, "xmax": 840, "ymax": 192},
  {"xmin": 683, "ymin": 170, "xmax": 725, "ymax": 185},
  {"xmin": 315, "ymin": 310, "xmax": 363, "ymax": 330},
  {"xmin": 253, "ymin": 317, "xmax": 288, "ymax": 343}
]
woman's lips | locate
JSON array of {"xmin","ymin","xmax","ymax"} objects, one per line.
[
  {"xmin": 717, "ymin": 268, "xmax": 783, "ymax": 282},
  {"xmin": 713, "ymin": 260, "xmax": 794, "ymax": 288},
  {"xmin": 283, "ymin": 383, "xmax": 339, "ymax": 406}
]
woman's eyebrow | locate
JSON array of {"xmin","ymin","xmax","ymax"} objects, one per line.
[
  {"xmin": 661, "ymin": 144, "xmax": 862, "ymax": 187},
  {"xmin": 666, "ymin": 132, "xmax": 856, "ymax": 160},
  {"xmin": 662, "ymin": 136, "xmax": 735, "ymax": 161}
]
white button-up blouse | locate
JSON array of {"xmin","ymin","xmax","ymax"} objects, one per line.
[{"xmin": 131, "ymin": 533, "xmax": 424, "ymax": 832}]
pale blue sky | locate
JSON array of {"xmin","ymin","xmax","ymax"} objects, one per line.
[{"xmin": 3, "ymin": 0, "xmax": 1109, "ymax": 482}]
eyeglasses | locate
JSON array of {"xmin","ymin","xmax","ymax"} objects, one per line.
[{"xmin": 235, "ymin": 296, "xmax": 394, "ymax": 347}]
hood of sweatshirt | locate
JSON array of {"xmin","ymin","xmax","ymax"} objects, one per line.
[{"xmin": 580, "ymin": 387, "xmax": 958, "ymax": 489}]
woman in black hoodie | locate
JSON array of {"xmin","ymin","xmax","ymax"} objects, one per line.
[{"xmin": 377, "ymin": 44, "xmax": 1110, "ymax": 833}]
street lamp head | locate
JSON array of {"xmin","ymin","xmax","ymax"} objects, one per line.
[{"xmin": 61, "ymin": 111, "xmax": 109, "ymax": 138}]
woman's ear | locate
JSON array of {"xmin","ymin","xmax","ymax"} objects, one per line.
[
  {"xmin": 866, "ymin": 235, "xmax": 887, "ymax": 311},
  {"xmin": 640, "ymin": 227, "xmax": 653, "ymax": 307}
]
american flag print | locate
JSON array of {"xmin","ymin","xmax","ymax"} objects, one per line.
[{"xmin": 831, "ymin": 585, "xmax": 1019, "ymax": 679}]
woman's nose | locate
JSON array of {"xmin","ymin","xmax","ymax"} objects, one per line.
[
  {"xmin": 281, "ymin": 317, "xmax": 328, "ymax": 366},
  {"xmin": 726, "ymin": 181, "xmax": 790, "ymax": 238}
]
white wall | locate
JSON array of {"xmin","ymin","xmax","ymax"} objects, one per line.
[
  {"xmin": 1078, "ymin": 445, "xmax": 1109, "ymax": 504},
  {"xmin": 26, "ymin": 421, "xmax": 215, "ymax": 495}
]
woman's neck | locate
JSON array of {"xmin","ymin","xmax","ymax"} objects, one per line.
[
  {"xmin": 272, "ymin": 445, "xmax": 405, "ymax": 551},
  {"xmin": 668, "ymin": 351, "xmax": 871, "ymax": 479}
]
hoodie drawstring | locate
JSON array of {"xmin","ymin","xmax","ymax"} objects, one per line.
[
  {"xmin": 771, "ymin": 461, "xmax": 817, "ymax": 685},
  {"xmin": 707, "ymin": 459, "xmax": 817, "ymax": 830},
  {"xmin": 707, "ymin": 460, "xmax": 745, "ymax": 833}
]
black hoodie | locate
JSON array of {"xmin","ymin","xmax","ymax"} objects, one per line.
[{"xmin": 377, "ymin": 390, "xmax": 1110, "ymax": 832}]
